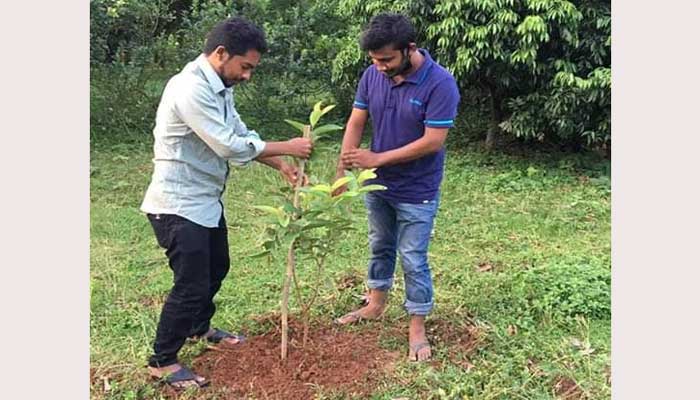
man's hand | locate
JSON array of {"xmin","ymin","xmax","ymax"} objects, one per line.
[
  {"xmin": 279, "ymin": 161, "xmax": 309, "ymax": 186},
  {"xmin": 286, "ymin": 137, "xmax": 313, "ymax": 159},
  {"xmin": 341, "ymin": 148, "xmax": 383, "ymax": 169}
]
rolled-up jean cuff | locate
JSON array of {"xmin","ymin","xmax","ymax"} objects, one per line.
[
  {"xmin": 404, "ymin": 299, "xmax": 434, "ymax": 316},
  {"xmin": 367, "ymin": 278, "xmax": 393, "ymax": 292}
]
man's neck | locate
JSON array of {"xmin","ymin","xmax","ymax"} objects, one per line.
[{"xmin": 392, "ymin": 49, "xmax": 425, "ymax": 84}]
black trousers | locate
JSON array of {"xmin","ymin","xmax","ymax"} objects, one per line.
[{"xmin": 146, "ymin": 213, "xmax": 230, "ymax": 367}]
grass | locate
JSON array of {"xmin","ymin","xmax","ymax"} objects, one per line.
[{"xmin": 90, "ymin": 134, "xmax": 610, "ymax": 400}]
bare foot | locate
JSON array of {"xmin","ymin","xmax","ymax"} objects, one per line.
[
  {"xmin": 148, "ymin": 364, "xmax": 207, "ymax": 389},
  {"xmin": 335, "ymin": 289, "xmax": 388, "ymax": 325},
  {"xmin": 408, "ymin": 316, "xmax": 432, "ymax": 362},
  {"xmin": 335, "ymin": 303, "xmax": 385, "ymax": 324}
]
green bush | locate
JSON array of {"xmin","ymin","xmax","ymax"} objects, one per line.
[
  {"xmin": 517, "ymin": 262, "xmax": 611, "ymax": 321},
  {"xmin": 90, "ymin": 65, "xmax": 167, "ymax": 141},
  {"xmin": 460, "ymin": 261, "xmax": 610, "ymax": 327},
  {"xmin": 90, "ymin": 0, "xmax": 354, "ymax": 142}
]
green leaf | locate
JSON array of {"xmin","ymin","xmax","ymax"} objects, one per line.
[
  {"xmin": 311, "ymin": 124, "xmax": 344, "ymax": 139},
  {"xmin": 303, "ymin": 210, "xmax": 324, "ymax": 219},
  {"xmin": 309, "ymin": 183, "xmax": 332, "ymax": 193},
  {"xmin": 335, "ymin": 191, "xmax": 360, "ymax": 200},
  {"xmin": 309, "ymin": 109, "xmax": 322, "ymax": 127},
  {"xmin": 331, "ymin": 176, "xmax": 353, "ymax": 192},
  {"xmin": 309, "ymin": 101, "xmax": 324, "ymax": 127},
  {"xmin": 357, "ymin": 168, "xmax": 378, "ymax": 185},
  {"xmin": 359, "ymin": 184, "xmax": 387, "ymax": 193},
  {"xmin": 319, "ymin": 104, "xmax": 336, "ymax": 117},
  {"xmin": 277, "ymin": 214, "xmax": 290, "ymax": 227},
  {"xmin": 312, "ymin": 144, "xmax": 336, "ymax": 156},
  {"xmin": 284, "ymin": 119, "xmax": 306, "ymax": 133},
  {"xmin": 299, "ymin": 187, "xmax": 314, "ymax": 193}
]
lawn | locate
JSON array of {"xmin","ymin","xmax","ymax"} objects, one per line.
[{"xmin": 90, "ymin": 134, "xmax": 611, "ymax": 399}]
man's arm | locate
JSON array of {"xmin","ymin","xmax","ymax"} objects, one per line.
[
  {"xmin": 174, "ymin": 83, "xmax": 312, "ymax": 162},
  {"xmin": 254, "ymin": 154, "xmax": 310, "ymax": 186},
  {"xmin": 254, "ymin": 155, "xmax": 298, "ymax": 185},
  {"xmin": 257, "ymin": 139, "xmax": 312, "ymax": 159},
  {"xmin": 343, "ymin": 75, "xmax": 459, "ymax": 169},
  {"xmin": 341, "ymin": 127, "xmax": 448, "ymax": 169},
  {"xmin": 335, "ymin": 107, "xmax": 369, "ymax": 176},
  {"xmin": 255, "ymin": 155, "xmax": 285, "ymax": 169}
]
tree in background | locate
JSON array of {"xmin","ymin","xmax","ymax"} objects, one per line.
[
  {"xmin": 332, "ymin": 0, "xmax": 611, "ymax": 150},
  {"xmin": 91, "ymin": 0, "xmax": 353, "ymax": 139},
  {"xmin": 90, "ymin": 0, "xmax": 610, "ymax": 152}
]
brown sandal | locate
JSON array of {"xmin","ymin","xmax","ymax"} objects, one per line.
[{"xmin": 150, "ymin": 366, "xmax": 209, "ymax": 390}]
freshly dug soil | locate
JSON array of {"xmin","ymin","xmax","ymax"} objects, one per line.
[{"xmin": 191, "ymin": 319, "xmax": 401, "ymax": 399}]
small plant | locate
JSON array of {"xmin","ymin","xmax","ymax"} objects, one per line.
[{"xmin": 252, "ymin": 102, "xmax": 385, "ymax": 360}]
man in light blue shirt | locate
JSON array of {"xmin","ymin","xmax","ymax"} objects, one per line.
[{"xmin": 140, "ymin": 17, "xmax": 313, "ymax": 389}]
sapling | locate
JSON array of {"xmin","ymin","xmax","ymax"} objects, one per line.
[{"xmin": 252, "ymin": 102, "xmax": 385, "ymax": 360}]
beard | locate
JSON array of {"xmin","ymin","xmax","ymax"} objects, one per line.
[
  {"xmin": 221, "ymin": 73, "xmax": 242, "ymax": 87},
  {"xmin": 216, "ymin": 63, "xmax": 242, "ymax": 87},
  {"xmin": 384, "ymin": 49, "xmax": 412, "ymax": 78},
  {"xmin": 222, "ymin": 78, "xmax": 240, "ymax": 87}
]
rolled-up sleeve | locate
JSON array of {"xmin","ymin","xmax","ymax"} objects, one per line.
[{"xmin": 173, "ymin": 81, "xmax": 266, "ymax": 163}]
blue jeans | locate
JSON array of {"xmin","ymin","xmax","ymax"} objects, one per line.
[{"xmin": 364, "ymin": 192, "xmax": 439, "ymax": 316}]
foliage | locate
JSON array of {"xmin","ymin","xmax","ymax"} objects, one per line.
[
  {"xmin": 451, "ymin": 0, "xmax": 610, "ymax": 148},
  {"xmin": 90, "ymin": 0, "xmax": 611, "ymax": 151},
  {"xmin": 91, "ymin": 0, "xmax": 356, "ymax": 141},
  {"xmin": 253, "ymin": 167, "xmax": 385, "ymax": 260},
  {"xmin": 253, "ymin": 103, "xmax": 385, "ymax": 356},
  {"xmin": 90, "ymin": 66, "xmax": 166, "ymax": 140},
  {"xmin": 248, "ymin": 0, "xmax": 354, "ymax": 124},
  {"xmin": 331, "ymin": 0, "xmax": 611, "ymax": 149},
  {"xmin": 90, "ymin": 0, "xmax": 183, "ymax": 66},
  {"xmin": 90, "ymin": 0, "xmax": 231, "ymax": 139},
  {"xmin": 520, "ymin": 261, "xmax": 611, "ymax": 321}
]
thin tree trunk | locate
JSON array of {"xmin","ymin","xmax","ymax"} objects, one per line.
[
  {"xmin": 281, "ymin": 124, "xmax": 312, "ymax": 360},
  {"xmin": 486, "ymin": 87, "xmax": 502, "ymax": 150}
]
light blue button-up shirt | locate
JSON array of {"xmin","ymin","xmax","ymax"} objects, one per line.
[{"xmin": 141, "ymin": 54, "xmax": 266, "ymax": 227}]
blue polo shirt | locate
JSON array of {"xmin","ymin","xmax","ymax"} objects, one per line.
[{"xmin": 353, "ymin": 49, "xmax": 460, "ymax": 204}]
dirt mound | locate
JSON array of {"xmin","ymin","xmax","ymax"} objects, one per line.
[{"xmin": 191, "ymin": 320, "xmax": 401, "ymax": 399}]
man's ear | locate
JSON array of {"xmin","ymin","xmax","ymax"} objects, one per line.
[{"xmin": 214, "ymin": 46, "xmax": 229, "ymax": 61}]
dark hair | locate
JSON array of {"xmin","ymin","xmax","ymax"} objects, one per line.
[
  {"xmin": 203, "ymin": 16, "xmax": 268, "ymax": 56},
  {"xmin": 359, "ymin": 13, "xmax": 416, "ymax": 51}
]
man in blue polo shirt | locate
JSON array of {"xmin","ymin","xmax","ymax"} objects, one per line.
[{"xmin": 333, "ymin": 13, "xmax": 460, "ymax": 362}]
